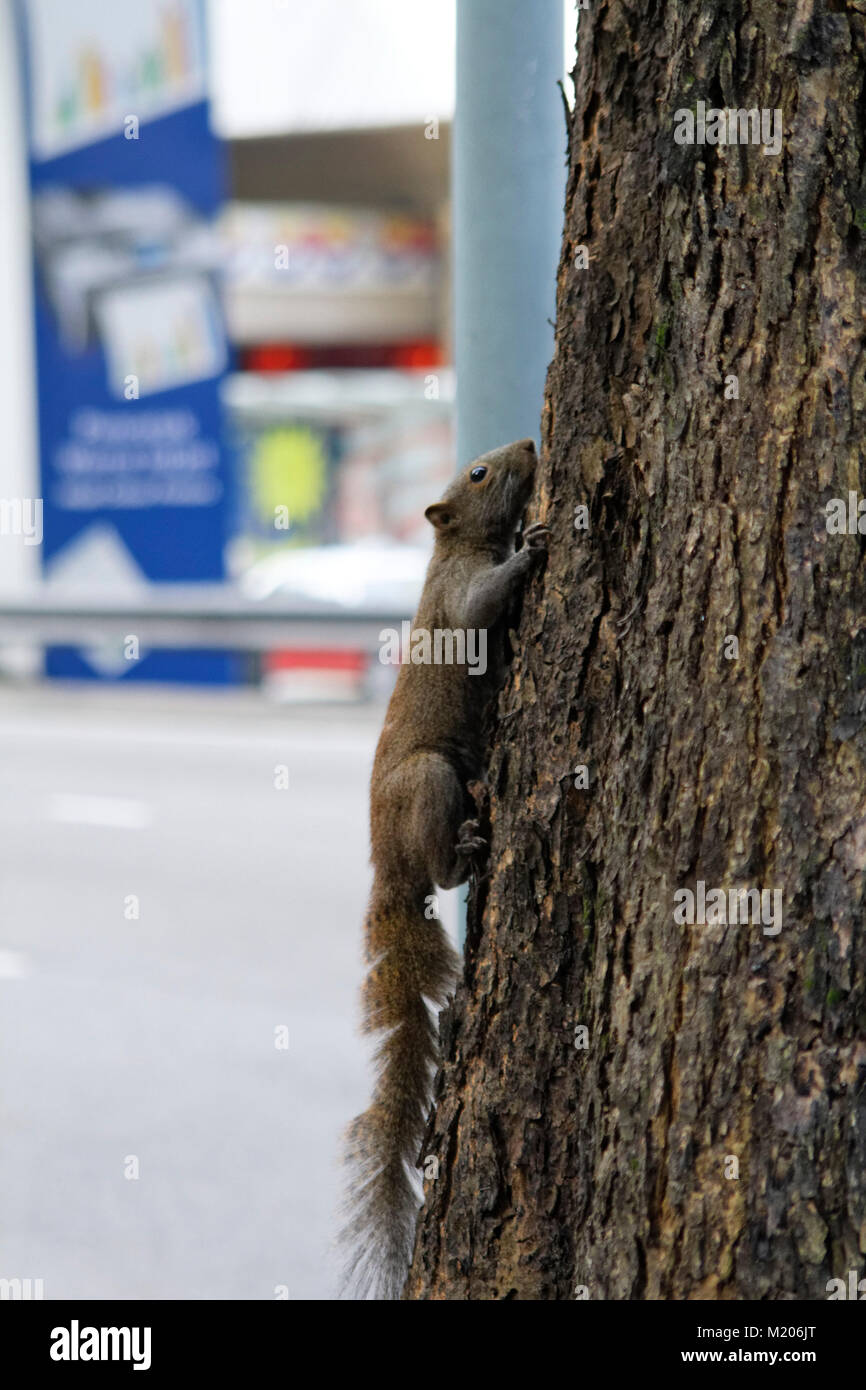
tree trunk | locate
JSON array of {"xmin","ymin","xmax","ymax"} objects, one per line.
[{"xmin": 406, "ymin": 0, "xmax": 866, "ymax": 1301}]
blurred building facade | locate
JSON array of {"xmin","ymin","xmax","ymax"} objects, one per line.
[{"xmin": 1, "ymin": 0, "xmax": 457, "ymax": 694}]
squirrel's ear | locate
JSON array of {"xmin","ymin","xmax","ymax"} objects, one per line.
[{"xmin": 424, "ymin": 503, "xmax": 456, "ymax": 531}]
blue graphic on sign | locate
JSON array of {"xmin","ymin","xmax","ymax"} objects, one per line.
[{"xmin": 17, "ymin": 0, "xmax": 238, "ymax": 681}]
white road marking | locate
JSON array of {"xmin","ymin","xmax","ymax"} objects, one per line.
[
  {"xmin": 0, "ymin": 950, "xmax": 31, "ymax": 980},
  {"xmin": 47, "ymin": 793, "xmax": 152, "ymax": 829}
]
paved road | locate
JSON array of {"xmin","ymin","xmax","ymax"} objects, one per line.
[{"xmin": 0, "ymin": 682, "xmax": 455, "ymax": 1300}]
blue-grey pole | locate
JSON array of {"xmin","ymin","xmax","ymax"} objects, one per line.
[
  {"xmin": 453, "ymin": 1, "xmax": 565, "ymax": 942},
  {"xmin": 453, "ymin": 0, "xmax": 565, "ymax": 466}
]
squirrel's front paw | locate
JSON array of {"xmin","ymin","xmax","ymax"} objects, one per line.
[
  {"xmin": 522, "ymin": 522, "xmax": 550, "ymax": 552},
  {"xmin": 456, "ymin": 818, "xmax": 487, "ymax": 857}
]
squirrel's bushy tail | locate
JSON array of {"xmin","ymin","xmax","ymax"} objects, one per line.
[{"xmin": 340, "ymin": 877, "xmax": 458, "ymax": 1299}]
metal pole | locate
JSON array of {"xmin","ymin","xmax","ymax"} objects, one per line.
[
  {"xmin": 453, "ymin": 0, "xmax": 565, "ymax": 942},
  {"xmin": 453, "ymin": 0, "xmax": 565, "ymax": 465}
]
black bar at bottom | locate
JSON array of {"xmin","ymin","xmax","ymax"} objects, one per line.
[{"xmin": 3, "ymin": 1295, "xmax": 860, "ymax": 1376}]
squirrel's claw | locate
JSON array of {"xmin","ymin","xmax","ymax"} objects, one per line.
[
  {"xmin": 457, "ymin": 837, "xmax": 487, "ymax": 856},
  {"xmin": 456, "ymin": 818, "xmax": 487, "ymax": 857},
  {"xmin": 522, "ymin": 522, "xmax": 550, "ymax": 550}
]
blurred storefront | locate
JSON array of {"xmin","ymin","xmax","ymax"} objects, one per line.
[{"xmin": 212, "ymin": 0, "xmax": 456, "ymax": 697}]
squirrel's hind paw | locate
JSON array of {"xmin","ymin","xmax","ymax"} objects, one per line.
[{"xmin": 456, "ymin": 818, "xmax": 487, "ymax": 857}]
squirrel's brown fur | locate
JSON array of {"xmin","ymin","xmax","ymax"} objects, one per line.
[{"xmin": 340, "ymin": 439, "xmax": 547, "ymax": 1299}]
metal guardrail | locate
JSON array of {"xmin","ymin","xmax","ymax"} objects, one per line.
[{"xmin": 0, "ymin": 589, "xmax": 408, "ymax": 652}]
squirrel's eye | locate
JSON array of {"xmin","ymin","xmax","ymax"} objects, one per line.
[{"xmin": 470, "ymin": 466, "xmax": 487, "ymax": 482}]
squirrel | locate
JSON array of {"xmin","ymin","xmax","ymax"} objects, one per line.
[{"xmin": 340, "ymin": 437, "xmax": 548, "ymax": 1299}]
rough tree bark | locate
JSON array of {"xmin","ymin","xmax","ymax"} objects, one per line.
[{"xmin": 406, "ymin": 0, "xmax": 866, "ymax": 1300}]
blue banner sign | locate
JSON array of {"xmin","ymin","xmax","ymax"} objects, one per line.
[{"xmin": 17, "ymin": 0, "xmax": 236, "ymax": 681}]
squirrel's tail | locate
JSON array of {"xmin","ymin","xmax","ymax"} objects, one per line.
[{"xmin": 340, "ymin": 877, "xmax": 458, "ymax": 1299}]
